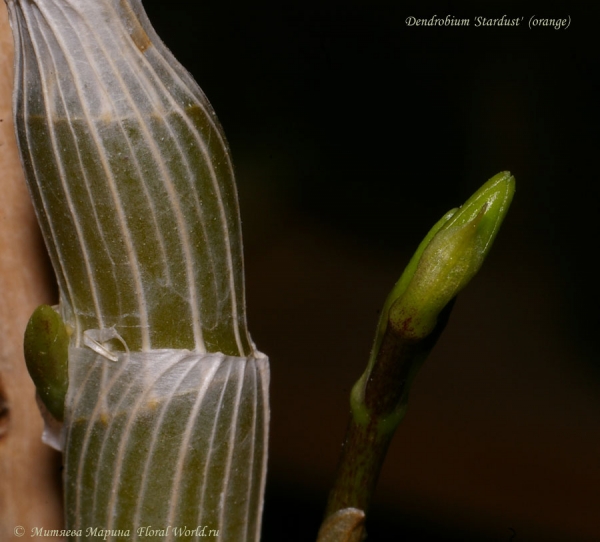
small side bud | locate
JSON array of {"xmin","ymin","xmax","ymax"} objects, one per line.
[{"xmin": 24, "ymin": 305, "xmax": 70, "ymax": 421}]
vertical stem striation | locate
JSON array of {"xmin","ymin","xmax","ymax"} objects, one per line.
[
  {"xmin": 6, "ymin": 0, "xmax": 269, "ymax": 539},
  {"xmin": 8, "ymin": 0, "xmax": 251, "ymax": 355}
]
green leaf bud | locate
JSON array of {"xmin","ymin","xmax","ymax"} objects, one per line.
[{"xmin": 24, "ymin": 305, "xmax": 70, "ymax": 421}]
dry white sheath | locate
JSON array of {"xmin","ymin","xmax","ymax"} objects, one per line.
[{"xmin": 6, "ymin": 0, "xmax": 269, "ymax": 540}]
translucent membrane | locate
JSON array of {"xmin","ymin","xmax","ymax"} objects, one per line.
[
  {"xmin": 7, "ymin": 0, "xmax": 270, "ymax": 539},
  {"xmin": 8, "ymin": 0, "xmax": 252, "ymax": 356},
  {"xmin": 64, "ymin": 347, "xmax": 269, "ymax": 541}
]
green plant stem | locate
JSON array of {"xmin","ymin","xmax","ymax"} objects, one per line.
[
  {"xmin": 325, "ymin": 301, "xmax": 454, "ymax": 519},
  {"xmin": 325, "ymin": 415, "xmax": 394, "ymax": 519},
  {"xmin": 320, "ymin": 174, "xmax": 514, "ymax": 542}
]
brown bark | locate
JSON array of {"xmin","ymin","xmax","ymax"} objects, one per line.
[{"xmin": 0, "ymin": 3, "xmax": 63, "ymax": 540}]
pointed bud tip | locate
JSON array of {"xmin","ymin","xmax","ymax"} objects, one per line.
[{"xmin": 387, "ymin": 172, "xmax": 515, "ymax": 340}]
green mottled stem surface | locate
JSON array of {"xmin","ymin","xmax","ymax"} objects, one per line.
[
  {"xmin": 65, "ymin": 349, "xmax": 268, "ymax": 541},
  {"xmin": 8, "ymin": 0, "xmax": 252, "ymax": 356},
  {"xmin": 7, "ymin": 0, "xmax": 270, "ymax": 540}
]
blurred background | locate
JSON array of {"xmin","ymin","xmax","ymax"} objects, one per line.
[{"xmin": 143, "ymin": 1, "xmax": 598, "ymax": 540}]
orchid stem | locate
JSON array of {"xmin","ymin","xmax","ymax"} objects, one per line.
[
  {"xmin": 324, "ymin": 300, "xmax": 453, "ymax": 519},
  {"xmin": 317, "ymin": 173, "xmax": 515, "ymax": 542}
]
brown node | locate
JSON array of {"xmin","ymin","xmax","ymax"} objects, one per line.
[
  {"xmin": 316, "ymin": 508, "xmax": 366, "ymax": 542},
  {"xmin": 119, "ymin": 0, "xmax": 152, "ymax": 52}
]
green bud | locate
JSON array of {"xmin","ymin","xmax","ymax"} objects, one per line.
[
  {"xmin": 351, "ymin": 172, "xmax": 515, "ymax": 430},
  {"xmin": 24, "ymin": 305, "xmax": 70, "ymax": 421},
  {"xmin": 326, "ymin": 173, "xmax": 515, "ymax": 523},
  {"xmin": 389, "ymin": 171, "xmax": 515, "ymax": 340}
]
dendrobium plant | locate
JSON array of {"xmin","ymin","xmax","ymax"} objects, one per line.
[
  {"xmin": 7, "ymin": 0, "xmax": 268, "ymax": 540},
  {"xmin": 4, "ymin": 1, "xmax": 514, "ymax": 541}
]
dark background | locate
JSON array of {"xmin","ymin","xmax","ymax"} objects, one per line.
[{"xmin": 143, "ymin": 1, "xmax": 599, "ymax": 540}]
